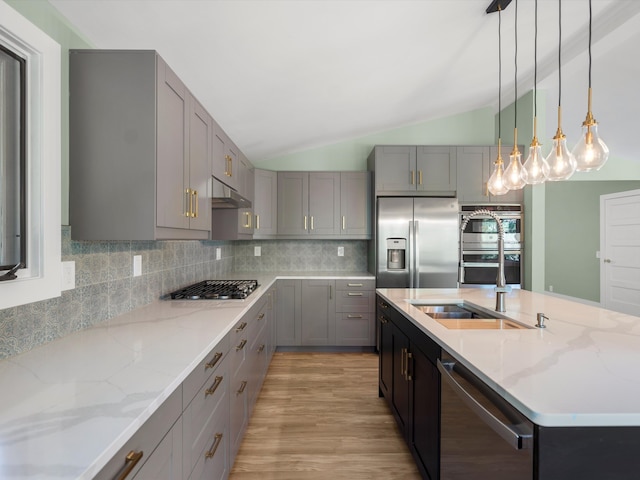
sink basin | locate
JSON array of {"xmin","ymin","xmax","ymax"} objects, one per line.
[{"xmin": 410, "ymin": 302, "xmax": 532, "ymax": 330}]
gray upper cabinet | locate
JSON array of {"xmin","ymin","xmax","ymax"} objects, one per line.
[
  {"xmin": 69, "ymin": 50, "xmax": 210, "ymax": 240},
  {"xmin": 340, "ymin": 172, "xmax": 371, "ymax": 236},
  {"xmin": 253, "ymin": 169, "xmax": 278, "ymax": 238},
  {"xmin": 456, "ymin": 145, "xmax": 524, "ymax": 205},
  {"xmin": 236, "ymin": 154, "xmax": 255, "ymax": 237},
  {"xmin": 212, "ymin": 120, "xmax": 240, "ymax": 191},
  {"xmin": 369, "ymin": 145, "xmax": 456, "ymax": 195},
  {"xmin": 277, "ymin": 172, "xmax": 340, "ymax": 236}
]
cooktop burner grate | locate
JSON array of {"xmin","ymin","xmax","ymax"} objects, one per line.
[{"xmin": 169, "ymin": 280, "xmax": 259, "ymax": 300}]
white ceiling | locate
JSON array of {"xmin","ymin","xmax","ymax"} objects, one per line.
[{"xmin": 49, "ymin": 0, "xmax": 640, "ymax": 164}]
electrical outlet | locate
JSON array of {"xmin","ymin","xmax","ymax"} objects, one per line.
[
  {"xmin": 254, "ymin": 246, "xmax": 261, "ymax": 256},
  {"xmin": 61, "ymin": 261, "xmax": 75, "ymax": 291},
  {"xmin": 596, "ymin": 251, "xmax": 600, "ymax": 259},
  {"xmin": 549, "ymin": 285, "xmax": 554, "ymax": 292},
  {"xmin": 216, "ymin": 247, "xmax": 221, "ymax": 260},
  {"xmin": 133, "ymin": 255, "xmax": 142, "ymax": 277},
  {"xmin": 338, "ymin": 246, "xmax": 344, "ymax": 257}
]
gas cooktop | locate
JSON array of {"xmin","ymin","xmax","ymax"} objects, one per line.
[{"xmin": 169, "ymin": 280, "xmax": 258, "ymax": 300}]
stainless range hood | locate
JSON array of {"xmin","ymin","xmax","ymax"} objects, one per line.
[{"xmin": 211, "ymin": 176, "xmax": 251, "ymax": 209}]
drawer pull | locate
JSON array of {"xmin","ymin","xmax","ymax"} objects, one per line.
[
  {"xmin": 257, "ymin": 313, "xmax": 265, "ymax": 321},
  {"xmin": 205, "ymin": 376, "xmax": 223, "ymax": 397},
  {"xmin": 258, "ymin": 344, "xmax": 265, "ymax": 353},
  {"xmin": 237, "ymin": 380, "xmax": 248, "ymax": 395},
  {"xmin": 235, "ymin": 322, "xmax": 247, "ymax": 332},
  {"xmin": 380, "ymin": 302, "xmax": 388, "ymax": 309},
  {"xmin": 379, "ymin": 316, "xmax": 388, "ymax": 324},
  {"xmin": 347, "ymin": 283, "xmax": 363, "ymax": 287},
  {"xmin": 235, "ymin": 339, "xmax": 247, "ymax": 351},
  {"xmin": 205, "ymin": 433, "xmax": 223, "ymax": 459},
  {"xmin": 348, "ymin": 292, "xmax": 364, "ymax": 296},
  {"xmin": 205, "ymin": 352, "xmax": 223, "ymax": 370},
  {"xmin": 347, "ymin": 314, "xmax": 363, "ymax": 319},
  {"xmin": 116, "ymin": 450, "xmax": 144, "ymax": 480}
]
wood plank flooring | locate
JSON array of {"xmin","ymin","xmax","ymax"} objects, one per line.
[{"xmin": 229, "ymin": 352, "xmax": 421, "ymax": 480}]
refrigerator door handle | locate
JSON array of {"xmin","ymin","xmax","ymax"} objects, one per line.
[
  {"xmin": 409, "ymin": 220, "xmax": 415, "ymax": 288},
  {"xmin": 414, "ymin": 220, "xmax": 420, "ymax": 288}
]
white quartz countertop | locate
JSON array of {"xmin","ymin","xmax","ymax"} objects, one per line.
[
  {"xmin": 0, "ymin": 272, "xmax": 372, "ymax": 480},
  {"xmin": 377, "ymin": 287, "xmax": 640, "ymax": 428}
]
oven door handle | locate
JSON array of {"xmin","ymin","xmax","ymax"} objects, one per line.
[
  {"xmin": 437, "ymin": 359, "xmax": 532, "ymax": 450},
  {"xmin": 461, "ymin": 262, "xmax": 500, "ymax": 268}
]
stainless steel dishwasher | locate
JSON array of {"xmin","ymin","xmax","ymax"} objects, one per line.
[{"xmin": 438, "ymin": 351, "xmax": 534, "ymax": 479}]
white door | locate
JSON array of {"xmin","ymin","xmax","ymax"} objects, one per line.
[{"xmin": 600, "ymin": 189, "xmax": 640, "ymax": 316}]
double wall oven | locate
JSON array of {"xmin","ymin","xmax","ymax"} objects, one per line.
[{"xmin": 459, "ymin": 205, "xmax": 522, "ymax": 288}]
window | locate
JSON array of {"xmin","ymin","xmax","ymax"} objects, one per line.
[
  {"xmin": 0, "ymin": 2, "xmax": 61, "ymax": 309},
  {"xmin": 0, "ymin": 44, "xmax": 26, "ymax": 270}
]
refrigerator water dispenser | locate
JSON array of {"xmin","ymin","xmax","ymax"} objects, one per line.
[{"xmin": 386, "ymin": 238, "xmax": 406, "ymax": 270}]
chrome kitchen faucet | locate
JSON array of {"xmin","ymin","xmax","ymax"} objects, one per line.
[{"xmin": 460, "ymin": 209, "xmax": 511, "ymax": 312}]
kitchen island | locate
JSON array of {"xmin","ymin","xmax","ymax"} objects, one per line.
[
  {"xmin": 0, "ymin": 272, "xmax": 372, "ymax": 480},
  {"xmin": 377, "ymin": 287, "xmax": 640, "ymax": 479}
]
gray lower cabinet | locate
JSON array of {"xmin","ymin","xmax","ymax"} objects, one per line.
[
  {"xmin": 301, "ymin": 280, "xmax": 336, "ymax": 345},
  {"xmin": 69, "ymin": 49, "xmax": 211, "ymax": 241},
  {"xmin": 456, "ymin": 145, "xmax": 524, "ymax": 204},
  {"xmin": 335, "ymin": 279, "xmax": 375, "ymax": 346},
  {"xmin": 276, "ymin": 279, "xmax": 302, "ymax": 346},
  {"xmin": 253, "ymin": 169, "xmax": 278, "ymax": 238}
]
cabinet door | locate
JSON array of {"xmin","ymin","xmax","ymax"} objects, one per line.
[
  {"xmin": 340, "ymin": 172, "xmax": 371, "ymax": 236},
  {"xmin": 378, "ymin": 312, "xmax": 393, "ymax": 399},
  {"xmin": 277, "ymin": 172, "xmax": 309, "ymax": 235},
  {"xmin": 456, "ymin": 146, "xmax": 492, "ymax": 203},
  {"xmin": 254, "ymin": 169, "xmax": 278, "ymax": 236},
  {"xmin": 489, "ymin": 145, "xmax": 524, "ymax": 204},
  {"xmin": 300, "ymin": 280, "xmax": 336, "ymax": 345},
  {"xmin": 391, "ymin": 323, "xmax": 410, "ymax": 438},
  {"xmin": 133, "ymin": 417, "xmax": 182, "ymax": 480},
  {"xmin": 276, "ymin": 279, "xmax": 301, "ymax": 345},
  {"xmin": 417, "ymin": 146, "xmax": 457, "ymax": 193},
  {"xmin": 237, "ymin": 157, "xmax": 254, "ymax": 236},
  {"xmin": 309, "ymin": 172, "xmax": 340, "ymax": 235},
  {"xmin": 211, "ymin": 123, "xmax": 239, "ymax": 191},
  {"xmin": 188, "ymin": 96, "xmax": 212, "ymax": 232},
  {"xmin": 374, "ymin": 146, "xmax": 416, "ymax": 192},
  {"xmin": 156, "ymin": 58, "xmax": 189, "ymax": 230},
  {"xmin": 410, "ymin": 347, "xmax": 440, "ymax": 480}
]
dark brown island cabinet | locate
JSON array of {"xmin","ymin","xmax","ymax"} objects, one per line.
[{"xmin": 377, "ymin": 294, "xmax": 640, "ymax": 480}]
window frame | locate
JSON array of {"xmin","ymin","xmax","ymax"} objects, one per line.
[{"xmin": 0, "ymin": 2, "xmax": 61, "ymax": 309}]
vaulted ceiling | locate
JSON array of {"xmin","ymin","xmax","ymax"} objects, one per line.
[{"xmin": 49, "ymin": 0, "xmax": 640, "ymax": 164}]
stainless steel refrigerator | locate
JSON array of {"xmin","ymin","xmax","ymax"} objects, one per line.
[{"xmin": 376, "ymin": 197, "xmax": 459, "ymax": 288}]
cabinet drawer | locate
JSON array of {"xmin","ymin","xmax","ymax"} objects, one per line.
[
  {"xmin": 336, "ymin": 289, "xmax": 375, "ymax": 313},
  {"xmin": 94, "ymin": 386, "xmax": 182, "ymax": 480},
  {"xmin": 336, "ymin": 312, "xmax": 375, "ymax": 346},
  {"xmin": 336, "ymin": 279, "xmax": 375, "ymax": 291},
  {"xmin": 183, "ymin": 332, "xmax": 230, "ymax": 407},
  {"xmin": 187, "ymin": 402, "xmax": 229, "ymax": 480},
  {"xmin": 183, "ymin": 354, "xmax": 229, "ymax": 479}
]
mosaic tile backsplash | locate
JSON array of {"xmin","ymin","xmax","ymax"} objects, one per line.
[{"xmin": 0, "ymin": 229, "xmax": 368, "ymax": 359}]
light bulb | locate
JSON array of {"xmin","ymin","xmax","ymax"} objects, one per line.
[
  {"xmin": 543, "ymin": 131, "xmax": 576, "ymax": 181},
  {"xmin": 503, "ymin": 146, "xmax": 526, "ymax": 190},
  {"xmin": 522, "ymin": 140, "xmax": 548, "ymax": 184},
  {"xmin": 573, "ymin": 121, "xmax": 609, "ymax": 172},
  {"xmin": 487, "ymin": 156, "xmax": 509, "ymax": 196}
]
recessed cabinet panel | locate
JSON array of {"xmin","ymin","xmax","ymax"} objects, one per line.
[
  {"xmin": 188, "ymin": 98, "xmax": 213, "ymax": 232},
  {"xmin": 308, "ymin": 172, "xmax": 341, "ymax": 235},
  {"xmin": 340, "ymin": 172, "xmax": 371, "ymax": 236},
  {"xmin": 417, "ymin": 146, "xmax": 457, "ymax": 193},
  {"xmin": 373, "ymin": 146, "xmax": 416, "ymax": 192},
  {"xmin": 277, "ymin": 172, "xmax": 309, "ymax": 235},
  {"xmin": 254, "ymin": 169, "xmax": 278, "ymax": 237}
]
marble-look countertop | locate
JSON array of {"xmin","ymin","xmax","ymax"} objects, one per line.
[
  {"xmin": 377, "ymin": 287, "xmax": 640, "ymax": 428},
  {"xmin": 0, "ymin": 272, "xmax": 373, "ymax": 480}
]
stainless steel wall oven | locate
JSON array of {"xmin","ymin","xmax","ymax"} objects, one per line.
[{"xmin": 459, "ymin": 205, "xmax": 522, "ymax": 288}]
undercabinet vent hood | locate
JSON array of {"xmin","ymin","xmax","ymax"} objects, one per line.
[{"xmin": 211, "ymin": 177, "xmax": 251, "ymax": 209}]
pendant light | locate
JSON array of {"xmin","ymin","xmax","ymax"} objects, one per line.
[
  {"xmin": 543, "ymin": 0, "xmax": 576, "ymax": 181},
  {"xmin": 572, "ymin": 0, "xmax": 609, "ymax": 171},
  {"xmin": 503, "ymin": 0, "xmax": 526, "ymax": 191},
  {"xmin": 522, "ymin": 0, "xmax": 548, "ymax": 184},
  {"xmin": 487, "ymin": 5, "xmax": 509, "ymax": 196}
]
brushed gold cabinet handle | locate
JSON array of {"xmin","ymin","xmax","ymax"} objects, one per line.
[
  {"xmin": 329, "ymin": 285, "xmax": 332, "ymax": 300},
  {"xmin": 410, "ymin": 170, "xmax": 415, "ymax": 185},
  {"xmin": 236, "ymin": 339, "xmax": 247, "ymax": 351},
  {"xmin": 342, "ymin": 215, "xmax": 346, "ymax": 230},
  {"xmin": 205, "ymin": 375, "xmax": 224, "ymax": 397},
  {"xmin": 419, "ymin": 170, "xmax": 423, "ymax": 185},
  {"xmin": 348, "ymin": 292, "xmax": 364, "ymax": 296},
  {"xmin": 258, "ymin": 344, "xmax": 265, "ymax": 353},
  {"xmin": 304, "ymin": 215, "xmax": 307, "ymax": 230},
  {"xmin": 380, "ymin": 302, "xmax": 388, "ymax": 309},
  {"xmin": 243, "ymin": 212, "xmax": 251, "ymax": 228},
  {"xmin": 379, "ymin": 316, "xmax": 388, "ymax": 324},
  {"xmin": 193, "ymin": 190, "xmax": 198, "ymax": 218},
  {"xmin": 401, "ymin": 348, "xmax": 407, "ymax": 380},
  {"xmin": 406, "ymin": 351, "xmax": 413, "ymax": 381},
  {"xmin": 185, "ymin": 188, "xmax": 192, "ymax": 217},
  {"xmin": 228, "ymin": 156, "xmax": 233, "ymax": 177},
  {"xmin": 257, "ymin": 313, "xmax": 265, "ymax": 321},
  {"xmin": 116, "ymin": 450, "xmax": 144, "ymax": 480},
  {"xmin": 310, "ymin": 216, "xmax": 314, "ymax": 230},
  {"xmin": 237, "ymin": 380, "xmax": 247, "ymax": 394},
  {"xmin": 235, "ymin": 322, "xmax": 247, "ymax": 332},
  {"xmin": 348, "ymin": 283, "xmax": 363, "ymax": 287},
  {"xmin": 256, "ymin": 214, "xmax": 260, "ymax": 230},
  {"xmin": 205, "ymin": 352, "xmax": 223, "ymax": 370},
  {"xmin": 205, "ymin": 433, "xmax": 223, "ymax": 459},
  {"xmin": 347, "ymin": 314, "xmax": 363, "ymax": 319}
]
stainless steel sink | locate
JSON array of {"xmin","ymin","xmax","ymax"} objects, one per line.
[{"xmin": 410, "ymin": 302, "xmax": 532, "ymax": 330}]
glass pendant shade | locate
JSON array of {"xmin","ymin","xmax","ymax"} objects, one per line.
[
  {"xmin": 487, "ymin": 152, "xmax": 509, "ymax": 196},
  {"xmin": 503, "ymin": 148, "xmax": 526, "ymax": 190},
  {"xmin": 522, "ymin": 139, "xmax": 548, "ymax": 184},
  {"xmin": 543, "ymin": 130, "xmax": 576, "ymax": 181},
  {"xmin": 572, "ymin": 113, "xmax": 609, "ymax": 172}
]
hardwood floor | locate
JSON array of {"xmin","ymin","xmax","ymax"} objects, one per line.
[{"xmin": 229, "ymin": 352, "xmax": 421, "ymax": 480}]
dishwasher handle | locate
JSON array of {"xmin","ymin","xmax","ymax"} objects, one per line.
[{"xmin": 437, "ymin": 358, "xmax": 532, "ymax": 450}]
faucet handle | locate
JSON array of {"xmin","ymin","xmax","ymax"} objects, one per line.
[
  {"xmin": 494, "ymin": 285, "xmax": 512, "ymax": 293},
  {"xmin": 536, "ymin": 313, "xmax": 549, "ymax": 328}
]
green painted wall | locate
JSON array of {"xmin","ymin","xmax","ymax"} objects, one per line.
[
  {"xmin": 5, "ymin": 0, "xmax": 93, "ymax": 225},
  {"xmin": 544, "ymin": 181, "xmax": 640, "ymax": 302},
  {"xmin": 253, "ymin": 107, "xmax": 496, "ymax": 170}
]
